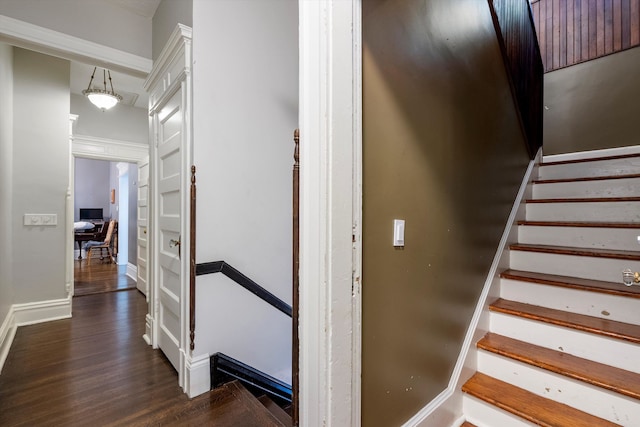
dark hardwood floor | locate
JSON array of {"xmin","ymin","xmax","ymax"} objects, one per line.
[
  {"xmin": 74, "ymin": 258, "xmax": 136, "ymax": 297},
  {"xmin": 0, "ymin": 290, "xmax": 282, "ymax": 426}
]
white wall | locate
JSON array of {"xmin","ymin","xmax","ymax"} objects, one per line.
[
  {"xmin": 0, "ymin": 43, "xmax": 14, "ymax": 321},
  {"xmin": 152, "ymin": 0, "xmax": 192, "ymax": 60},
  {"xmin": 74, "ymin": 158, "xmax": 110, "ymax": 221},
  {"xmin": 0, "ymin": 0, "xmax": 152, "ymax": 59},
  {"xmin": 12, "ymin": 48, "xmax": 70, "ymax": 304},
  {"xmin": 192, "ymin": 0, "xmax": 298, "ymax": 383},
  {"xmin": 71, "ymin": 94, "xmax": 148, "ymax": 144}
]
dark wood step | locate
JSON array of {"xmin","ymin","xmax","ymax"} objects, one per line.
[
  {"xmin": 527, "ymin": 196, "xmax": 640, "ymax": 203},
  {"xmin": 462, "ymin": 373, "xmax": 620, "ymax": 426},
  {"xmin": 478, "ymin": 333, "xmax": 640, "ymax": 400},
  {"xmin": 459, "ymin": 422, "xmax": 477, "ymax": 427},
  {"xmin": 509, "ymin": 243, "xmax": 640, "ymax": 261},
  {"xmin": 533, "ymin": 172, "xmax": 640, "ymax": 184},
  {"xmin": 517, "ymin": 220, "xmax": 640, "ymax": 229},
  {"xmin": 541, "ymin": 152, "xmax": 640, "ymax": 166},
  {"xmin": 258, "ymin": 395, "xmax": 292, "ymax": 427},
  {"xmin": 490, "ymin": 299, "xmax": 640, "ymax": 344},
  {"xmin": 500, "ymin": 269, "xmax": 640, "ymax": 299}
]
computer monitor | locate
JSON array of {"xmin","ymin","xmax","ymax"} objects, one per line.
[{"xmin": 79, "ymin": 208, "xmax": 104, "ymax": 221}]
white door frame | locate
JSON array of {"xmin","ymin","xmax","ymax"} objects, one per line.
[
  {"xmin": 68, "ymin": 133, "xmax": 149, "ymax": 300},
  {"xmin": 298, "ymin": 1, "xmax": 363, "ymax": 425}
]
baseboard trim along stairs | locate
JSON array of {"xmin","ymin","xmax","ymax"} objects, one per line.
[{"xmin": 460, "ymin": 151, "xmax": 640, "ymax": 426}]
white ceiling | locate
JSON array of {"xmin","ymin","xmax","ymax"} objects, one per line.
[{"xmin": 70, "ymin": 0, "xmax": 161, "ymax": 109}]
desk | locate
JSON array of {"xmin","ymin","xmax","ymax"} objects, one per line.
[{"xmin": 74, "ymin": 221, "xmax": 105, "ymax": 259}]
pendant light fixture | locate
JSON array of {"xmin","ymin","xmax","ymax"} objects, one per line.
[{"xmin": 82, "ymin": 67, "xmax": 122, "ymax": 111}]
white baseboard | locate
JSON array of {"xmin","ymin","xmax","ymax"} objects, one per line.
[
  {"xmin": 0, "ymin": 306, "xmax": 17, "ymax": 373},
  {"xmin": 403, "ymin": 150, "xmax": 541, "ymax": 426},
  {"xmin": 543, "ymin": 144, "xmax": 640, "ymax": 163},
  {"xmin": 185, "ymin": 353, "xmax": 211, "ymax": 398},
  {"xmin": 13, "ymin": 297, "xmax": 72, "ymax": 326},
  {"xmin": 126, "ymin": 262, "xmax": 138, "ymax": 282},
  {"xmin": 1, "ymin": 297, "xmax": 72, "ymax": 373}
]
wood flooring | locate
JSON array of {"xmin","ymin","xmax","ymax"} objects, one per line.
[
  {"xmin": 74, "ymin": 259, "xmax": 136, "ymax": 297},
  {"xmin": 0, "ymin": 290, "xmax": 279, "ymax": 426}
]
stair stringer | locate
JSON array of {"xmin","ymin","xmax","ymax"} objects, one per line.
[{"xmin": 402, "ymin": 149, "xmax": 542, "ymax": 427}]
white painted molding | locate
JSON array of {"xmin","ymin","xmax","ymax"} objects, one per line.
[
  {"xmin": 404, "ymin": 150, "xmax": 542, "ymax": 426},
  {"xmin": 72, "ymin": 134, "xmax": 148, "ymax": 162},
  {"xmin": 13, "ymin": 297, "xmax": 72, "ymax": 327},
  {"xmin": 0, "ymin": 307, "xmax": 17, "ymax": 373},
  {"xmin": 143, "ymin": 313, "xmax": 153, "ymax": 346},
  {"xmin": 299, "ymin": 0, "xmax": 359, "ymax": 425},
  {"xmin": 126, "ymin": 262, "xmax": 138, "ymax": 283},
  {"xmin": 143, "ymin": 24, "xmax": 192, "ymax": 92},
  {"xmin": 543, "ymin": 144, "xmax": 640, "ymax": 163},
  {"xmin": 0, "ymin": 14, "xmax": 151, "ymax": 77},
  {"xmin": 185, "ymin": 353, "xmax": 211, "ymax": 398}
]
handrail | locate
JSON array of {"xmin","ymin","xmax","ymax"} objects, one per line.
[{"xmin": 195, "ymin": 261, "xmax": 293, "ymax": 317}]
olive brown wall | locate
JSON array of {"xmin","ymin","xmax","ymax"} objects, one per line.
[
  {"xmin": 543, "ymin": 46, "xmax": 640, "ymax": 155},
  {"xmin": 362, "ymin": 0, "xmax": 531, "ymax": 425}
]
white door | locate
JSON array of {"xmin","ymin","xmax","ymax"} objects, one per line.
[
  {"xmin": 137, "ymin": 155, "xmax": 149, "ymax": 296},
  {"xmin": 155, "ymin": 91, "xmax": 184, "ymax": 372}
]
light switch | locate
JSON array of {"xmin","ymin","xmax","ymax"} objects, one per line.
[
  {"xmin": 23, "ymin": 214, "xmax": 57, "ymax": 226},
  {"xmin": 393, "ymin": 219, "xmax": 405, "ymax": 247}
]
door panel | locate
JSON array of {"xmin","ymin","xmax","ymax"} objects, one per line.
[
  {"xmin": 137, "ymin": 156, "xmax": 149, "ymax": 296},
  {"xmin": 156, "ymin": 90, "xmax": 184, "ymax": 372}
]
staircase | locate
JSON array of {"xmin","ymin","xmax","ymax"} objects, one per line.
[{"xmin": 461, "ymin": 153, "xmax": 640, "ymax": 426}]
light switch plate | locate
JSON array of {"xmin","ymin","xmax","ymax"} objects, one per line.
[
  {"xmin": 393, "ymin": 219, "xmax": 405, "ymax": 247},
  {"xmin": 24, "ymin": 214, "xmax": 57, "ymax": 226}
]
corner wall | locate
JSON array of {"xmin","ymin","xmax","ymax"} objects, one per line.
[
  {"xmin": 12, "ymin": 48, "xmax": 70, "ymax": 304},
  {"xmin": 191, "ymin": 0, "xmax": 298, "ymax": 383},
  {"xmin": 543, "ymin": 46, "xmax": 640, "ymax": 155},
  {"xmin": 362, "ymin": 0, "xmax": 531, "ymax": 424}
]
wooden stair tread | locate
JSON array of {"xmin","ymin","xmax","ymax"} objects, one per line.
[
  {"xmin": 533, "ymin": 173, "xmax": 640, "ymax": 184},
  {"xmin": 517, "ymin": 220, "xmax": 640, "ymax": 229},
  {"xmin": 490, "ymin": 299, "xmax": 640, "ymax": 344},
  {"xmin": 509, "ymin": 243, "xmax": 640, "ymax": 261},
  {"xmin": 258, "ymin": 395, "xmax": 292, "ymax": 427},
  {"xmin": 459, "ymin": 422, "xmax": 477, "ymax": 427},
  {"xmin": 527, "ymin": 196, "xmax": 640, "ymax": 203},
  {"xmin": 478, "ymin": 333, "xmax": 640, "ymax": 400},
  {"xmin": 462, "ymin": 373, "xmax": 620, "ymax": 427},
  {"xmin": 500, "ymin": 269, "xmax": 640, "ymax": 299},
  {"xmin": 541, "ymin": 153, "xmax": 640, "ymax": 166}
]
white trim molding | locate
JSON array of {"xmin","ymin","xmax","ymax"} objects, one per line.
[
  {"xmin": 0, "ymin": 14, "xmax": 151, "ymax": 77},
  {"xmin": 126, "ymin": 263, "xmax": 138, "ymax": 283},
  {"xmin": 403, "ymin": 150, "xmax": 542, "ymax": 426},
  {"xmin": 72, "ymin": 134, "xmax": 149, "ymax": 163},
  {"xmin": 184, "ymin": 353, "xmax": 211, "ymax": 398},
  {"xmin": 299, "ymin": 0, "xmax": 361, "ymax": 425},
  {"xmin": 0, "ymin": 306, "xmax": 17, "ymax": 373},
  {"xmin": 13, "ymin": 297, "xmax": 72, "ymax": 327}
]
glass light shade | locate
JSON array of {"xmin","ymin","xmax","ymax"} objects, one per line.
[
  {"xmin": 86, "ymin": 91, "xmax": 120, "ymax": 110},
  {"xmin": 622, "ymin": 269, "xmax": 634, "ymax": 286}
]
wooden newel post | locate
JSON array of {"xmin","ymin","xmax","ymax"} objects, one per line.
[
  {"xmin": 190, "ymin": 165, "xmax": 196, "ymax": 351},
  {"xmin": 292, "ymin": 129, "xmax": 300, "ymax": 426}
]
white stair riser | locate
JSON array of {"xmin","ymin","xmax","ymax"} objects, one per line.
[
  {"xmin": 500, "ymin": 279, "xmax": 640, "ymax": 325},
  {"xmin": 539, "ymin": 157, "xmax": 640, "ymax": 180},
  {"xmin": 526, "ymin": 201, "xmax": 640, "ymax": 222},
  {"xmin": 462, "ymin": 394, "xmax": 537, "ymax": 427},
  {"xmin": 533, "ymin": 178, "xmax": 640, "ymax": 199},
  {"xmin": 477, "ymin": 351, "xmax": 640, "ymax": 426},
  {"xmin": 509, "ymin": 250, "xmax": 640, "ymax": 283},
  {"xmin": 490, "ymin": 312, "xmax": 640, "ymax": 374},
  {"xmin": 518, "ymin": 225, "xmax": 640, "ymax": 251}
]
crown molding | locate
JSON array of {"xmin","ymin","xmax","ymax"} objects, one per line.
[{"xmin": 0, "ymin": 14, "xmax": 151, "ymax": 77}]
